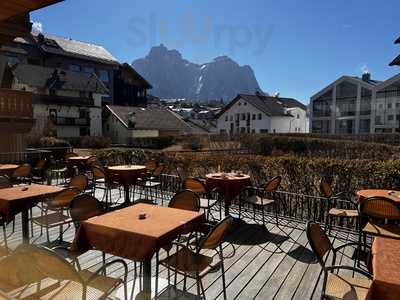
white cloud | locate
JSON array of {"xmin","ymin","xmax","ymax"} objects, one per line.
[
  {"xmin": 32, "ymin": 21, "xmax": 43, "ymax": 33},
  {"xmin": 360, "ymin": 64, "xmax": 369, "ymax": 74}
]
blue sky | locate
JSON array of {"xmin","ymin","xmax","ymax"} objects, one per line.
[{"xmin": 32, "ymin": 0, "xmax": 400, "ymax": 103}]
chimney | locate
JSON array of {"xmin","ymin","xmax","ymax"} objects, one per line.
[
  {"xmin": 127, "ymin": 111, "xmax": 136, "ymax": 128},
  {"xmin": 362, "ymin": 72, "xmax": 371, "ymax": 82},
  {"xmin": 37, "ymin": 33, "xmax": 45, "ymax": 44}
]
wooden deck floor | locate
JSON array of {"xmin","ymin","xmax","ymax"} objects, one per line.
[{"xmin": 1, "ymin": 187, "xmax": 366, "ymax": 300}]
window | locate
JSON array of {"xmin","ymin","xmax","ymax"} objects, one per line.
[
  {"xmin": 396, "ymin": 103, "xmax": 400, "ymax": 108},
  {"xmin": 297, "ymin": 114, "xmax": 300, "ymax": 119},
  {"xmin": 230, "ymin": 116, "xmax": 233, "ymax": 121},
  {"xmin": 397, "ymin": 115, "xmax": 400, "ymax": 121},
  {"xmin": 375, "ymin": 116, "xmax": 382, "ymax": 125},
  {"xmin": 244, "ymin": 102, "xmax": 247, "ymax": 106},
  {"xmin": 258, "ymin": 113, "xmax": 262, "ymax": 120},
  {"xmin": 246, "ymin": 127, "xmax": 250, "ymax": 133},
  {"xmin": 69, "ymin": 64, "xmax": 81, "ymax": 72},
  {"xmin": 252, "ymin": 114, "xmax": 256, "ymax": 120},
  {"xmin": 359, "ymin": 119, "xmax": 370, "ymax": 134},
  {"xmin": 273, "ymin": 129, "xmax": 276, "ymax": 133},
  {"xmin": 80, "ymin": 127, "xmax": 89, "ymax": 136},
  {"xmin": 388, "ymin": 103, "xmax": 393, "ymax": 109},
  {"xmin": 83, "ymin": 67, "xmax": 95, "ymax": 74},
  {"xmin": 241, "ymin": 113, "xmax": 246, "ymax": 120},
  {"xmin": 225, "ymin": 116, "xmax": 228, "ymax": 122},
  {"xmin": 98, "ymin": 70, "xmax": 109, "ymax": 82},
  {"xmin": 388, "ymin": 115, "xmax": 394, "ymax": 121},
  {"xmin": 79, "ymin": 109, "xmax": 89, "ymax": 119},
  {"xmin": 6, "ymin": 56, "xmax": 20, "ymax": 65},
  {"xmin": 379, "ymin": 104, "xmax": 384, "ymax": 109},
  {"xmin": 238, "ymin": 102, "xmax": 241, "ymax": 106},
  {"xmin": 260, "ymin": 129, "xmax": 269, "ymax": 134}
]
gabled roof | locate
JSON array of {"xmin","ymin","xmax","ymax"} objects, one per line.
[
  {"xmin": 118, "ymin": 63, "xmax": 152, "ymax": 89},
  {"xmin": 390, "ymin": 55, "xmax": 400, "ymax": 66},
  {"xmin": 218, "ymin": 93, "xmax": 306, "ymax": 118},
  {"xmin": 106, "ymin": 105, "xmax": 192, "ymax": 132},
  {"xmin": 310, "ymin": 75, "xmax": 380, "ymax": 100},
  {"xmin": 33, "ymin": 33, "xmax": 119, "ymax": 65},
  {"xmin": 11, "ymin": 63, "xmax": 108, "ymax": 94}
]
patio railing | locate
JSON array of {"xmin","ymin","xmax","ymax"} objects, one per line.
[{"xmin": 158, "ymin": 174, "xmax": 358, "ymax": 231}]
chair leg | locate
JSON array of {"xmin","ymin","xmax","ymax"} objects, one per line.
[
  {"xmin": 102, "ymin": 252, "xmax": 106, "ymax": 275},
  {"xmin": 238, "ymin": 199, "xmax": 242, "ymax": 220},
  {"xmin": 2, "ymin": 223, "xmax": 8, "ymax": 250},
  {"xmin": 196, "ymin": 273, "xmax": 201, "ymax": 296},
  {"xmin": 261, "ymin": 206, "xmax": 265, "ymax": 226}
]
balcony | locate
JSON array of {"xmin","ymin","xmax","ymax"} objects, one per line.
[
  {"xmin": 0, "ymin": 88, "xmax": 34, "ymax": 132},
  {"xmin": 33, "ymin": 94, "xmax": 95, "ymax": 107},
  {"xmin": 53, "ymin": 117, "xmax": 90, "ymax": 126}
]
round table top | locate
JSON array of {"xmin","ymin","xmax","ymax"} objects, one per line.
[
  {"xmin": 356, "ymin": 189, "xmax": 400, "ymax": 202},
  {"xmin": 205, "ymin": 172, "xmax": 250, "ymax": 181},
  {"xmin": 108, "ymin": 165, "xmax": 146, "ymax": 172},
  {"xmin": 0, "ymin": 164, "xmax": 19, "ymax": 170}
]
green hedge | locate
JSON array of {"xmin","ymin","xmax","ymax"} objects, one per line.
[
  {"xmin": 93, "ymin": 148, "xmax": 400, "ymax": 198},
  {"xmin": 239, "ymin": 134, "xmax": 399, "ymax": 160}
]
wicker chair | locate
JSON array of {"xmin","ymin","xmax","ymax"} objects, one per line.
[
  {"xmin": 306, "ymin": 221, "xmax": 372, "ymax": 300},
  {"xmin": 67, "ymin": 174, "xmax": 89, "ymax": 193},
  {"xmin": 69, "ymin": 194, "xmax": 107, "ymax": 271},
  {"xmin": 31, "ymin": 188, "xmax": 80, "ymax": 242},
  {"xmin": 184, "ymin": 177, "xmax": 221, "ymax": 220},
  {"xmin": 10, "ymin": 164, "xmax": 32, "ymax": 184},
  {"xmin": 359, "ymin": 196, "xmax": 400, "ymax": 252},
  {"xmin": 11, "ymin": 244, "xmax": 128, "ymax": 300},
  {"xmin": 159, "ymin": 216, "xmax": 233, "ymax": 300},
  {"xmin": 31, "ymin": 158, "xmax": 48, "ymax": 184},
  {"xmin": 137, "ymin": 164, "xmax": 165, "ymax": 204},
  {"xmin": 69, "ymin": 194, "xmax": 105, "ymax": 230},
  {"xmin": 240, "ymin": 176, "xmax": 281, "ymax": 226},
  {"xmin": 90, "ymin": 166, "xmax": 122, "ymax": 209},
  {"xmin": 169, "ymin": 189, "xmax": 201, "ymax": 212},
  {"xmin": 320, "ymin": 178, "xmax": 359, "ymax": 235}
]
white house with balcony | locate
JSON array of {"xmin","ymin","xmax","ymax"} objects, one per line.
[
  {"xmin": 310, "ymin": 72, "xmax": 400, "ymax": 134},
  {"xmin": 3, "ymin": 63, "xmax": 108, "ymax": 138},
  {"xmin": 217, "ymin": 93, "xmax": 309, "ymax": 134}
]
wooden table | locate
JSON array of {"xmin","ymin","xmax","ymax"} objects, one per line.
[
  {"xmin": 0, "ymin": 184, "xmax": 64, "ymax": 243},
  {"xmin": 73, "ymin": 203, "xmax": 205, "ymax": 299},
  {"xmin": 107, "ymin": 165, "xmax": 146, "ymax": 205},
  {"xmin": 0, "ymin": 164, "xmax": 19, "ymax": 177},
  {"xmin": 356, "ymin": 189, "xmax": 400, "ymax": 203},
  {"xmin": 370, "ymin": 237, "xmax": 400, "ymax": 300},
  {"xmin": 206, "ymin": 173, "xmax": 251, "ymax": 216}
]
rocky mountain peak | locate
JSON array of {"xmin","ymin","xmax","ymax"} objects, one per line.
[{"xmin": 132, "ymin": 46, "xmax": 262, "ymax": 101}]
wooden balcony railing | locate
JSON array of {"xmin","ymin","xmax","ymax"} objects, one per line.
[
  {"xmin": 0, "ymin": 89, "xmax": 34, "ymax": 132},
  {"xmin": 0, "ymin": 89, "xmax": 33, "ymax": 118}
]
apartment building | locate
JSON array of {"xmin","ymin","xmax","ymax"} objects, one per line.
[{"xmin": 310, "ymin": 72, "xmax": 400, "ymax": 134}]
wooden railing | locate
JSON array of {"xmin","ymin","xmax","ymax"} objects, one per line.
[{"xmin": 0, "ymin": 89, "xmax": 33, "ymax": 119}]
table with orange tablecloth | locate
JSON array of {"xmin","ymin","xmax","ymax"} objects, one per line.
[
  {"xmin": 369, "ymin": 237, "xmax": 400, "ymax": 300},
  {"xmin": 356, "ymin": 189, "xmax": 400, "ymax": 203},
  {"xmin": 73, "ymin": 203, "xmax": 205, "ymax": 299},
  {"xmin": 206, "ymin": 173, "xmax": 251, "ymax": 217},
  {"xmin": 107, "ymin": 165, "xmax": 146, "ymax": 205},
  {"xmin": 0, "ymin": 164, "xmax": 19, "ymax": 177},
  {"xmin": 0, "ymin": 184, "xmax": 64, "ymax": 243}
]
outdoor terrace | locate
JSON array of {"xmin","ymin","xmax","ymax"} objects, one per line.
[{"xmin": 1, "ymin": 176, "xmax": 364, "ymax": 300}]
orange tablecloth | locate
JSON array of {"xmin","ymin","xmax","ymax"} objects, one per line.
[
  {"xmin": 72, "ymin": 203, "xmax": 205, "ymax": 261},
  {"xmin": 370, "ymin": 237, "xmax": 400, "ymax": 300},
  {"xmin": 356, "ymin": 189, "xmax": 400, "ymax": 203},
  {"xmin": 206, "ymin": 173, "xmax": 251, "ymax": 216},
  {"xmin": 0, "ymin": 164, "xmax": 19, "ymax": 177},
  {"xmin": 0, "ymin": 184, "xmax": 64, "ymax": 223},
  {"xmin": 107, "ymin": 165, "xmax": 146, "ymax": 186}
]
